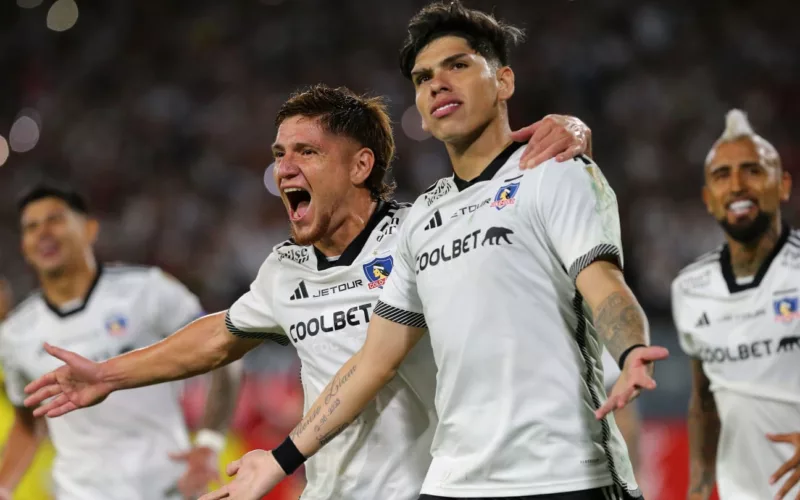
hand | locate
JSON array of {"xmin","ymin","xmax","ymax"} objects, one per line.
[
  {"xmin": 199, "ymin": 450, "xmax": 286, "ymax": 500},
  {"xmin": 22, "ymin": 343, "xmax": 114, "ymax": 418},
  {"xmin": 595, "ymin": 345, "xmax": 669, "ymax": 420},
  {"xmin": 170, "ymin": 446, "xmax": 221, "ymax": 499},
  {"xmin": 511, "ymin": 114, "xmax": 592, "ymax": 170},
  {"xmin": 0, "ymin": 486, "xmax": 13, "ymax": 500},
  {"xmin": 768, "ymin": 432, "xmax": 800, "ymax": 499}
]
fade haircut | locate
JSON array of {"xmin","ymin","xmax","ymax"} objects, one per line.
[
  {"xmin": 399, "ymin": 0, "xmax": 526, "ymax": 80},
  {"xmin": 275, "ymin": 84, "xmax": 396, "ymax": 201},
  {"xmin": 17, "ymin": 183, "xmax": 89, "ymax": 216}
]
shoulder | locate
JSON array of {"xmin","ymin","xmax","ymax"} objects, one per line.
[
  {"xmin": 102, "ymin": 262, "xmax": 157, "ymax": 285},
  {"xmin": 671, "ymin": 247, "xmax": 722, "ymax": 296},
  {"xmin": 272, "ymin": 239, "xmax": 312, "ymax": 266},
  {"xmin": 2, "ymin": 292, "xmax": 43, "ymax": 343},
  {"xmin": 419, "ymin": 176, "xmax": 456, "ymax": 208},
  {"xmin": 788, "ymin": 228, "xmax": 800, "ymax": 248}
]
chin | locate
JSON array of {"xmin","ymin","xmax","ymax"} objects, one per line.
[
  {"xmin": 719, "ymin": 211, "xmax": 773, "ymax": 244},
  {"xmin": 290, "ymin": 217, "xmax": 330, "ymax": 246}
]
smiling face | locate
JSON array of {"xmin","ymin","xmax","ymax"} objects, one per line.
[
  {"xmin": 272, "ymin": 116, "xmax": 367, "ymax": 246},
  {"xmin": 411, "ymin": 36, "xmax": 514, "ymax": 146},
  {"xmin": 20, "ymin": 197, "xmax": 98, "ymax": 278},
  {"xmin": 703, "ymin": 137, "xmax": 791, "ymax": 243}
]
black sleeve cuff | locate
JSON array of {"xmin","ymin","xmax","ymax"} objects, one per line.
[
  {"xmin": 224, "ymin": 311, "xmax": 290, "ymax": 346},
  {"xmin": 373, "ymin": 301, "xmax": 427, "ymax": 329},
  {"xmin": 568, "ymin": 244, "xmax": 622, "ymax": 282}
]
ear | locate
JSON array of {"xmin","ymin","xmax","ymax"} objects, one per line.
[
  {"xmin": 780, "ymin": 170, "xmax": 792, "ymax": 202},
  {"xmin": 350, "ymin": 147, "xmax": 375, "ymax": 187},
  {"xmin": 701, "ymin": 185, "xmax": 713, "ymax": 215},
  {"xmin": 85, "ymin": 218, "xmax": 100, "ymax": 245},
  {"xmin": 496, "ymin": 66, "xmax": 515, "ymax": 102}
]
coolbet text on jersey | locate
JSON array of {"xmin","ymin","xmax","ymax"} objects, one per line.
[
  {"xmin": 374, "ymin": 144, "xmax": 639, "ymax": 499},
  {"xmin": 0, "ymin": 264, "xmax": 203, "ymax": 500},
  {"xmin": 672, "ymin": 227, "xmax": 800, "ymax": 500},
  {"xmin": 226, "ymin": 201, "xmax": 438, "ymax": 500}
]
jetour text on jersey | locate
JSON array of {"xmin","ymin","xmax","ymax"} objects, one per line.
[{"xmin": 288, "ymin": 303, "xmax": 373, "ymax": 343}]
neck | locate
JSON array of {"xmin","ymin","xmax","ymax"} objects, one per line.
[
  {"xmin": 727, "ymin": 217, "xmax": 783, "ymax": 278},
  {"xmin": 446, "ymin": 112, "xmax": 513, "ymax": 181},
  {"xmin": 40, "ymin": 253, "xmax": 98, "ymax": 308},
  {"xmin": 315, "ymin": 195, "xmax": 378, "ymax": 257}
]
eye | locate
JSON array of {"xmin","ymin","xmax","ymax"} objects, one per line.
[
  {"xmin": 273, "ymin": 151, "xmax": 284, "ymax": 159},
  {"xmin": 453, "ymin": 61, "xmax": 468, "ymax": 69},
  {"xmin": 302, "ymin": 149, "xmax": 316, "ymax": 156},
  {"xmin": 415, "ymin": 75, "xmax": 430, "ymax": 85}
]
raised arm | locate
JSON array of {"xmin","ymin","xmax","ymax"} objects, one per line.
[
  {"xmin": 199, "ymin": 314, "xmax": 425, "ymax": 500},
  {"xmin": 24, "ymin": 311, "xmax": 260, "ymax": 418},
  {"xmin": 687, "ymin": 358, "xmax": 719, "ymax": 500}
]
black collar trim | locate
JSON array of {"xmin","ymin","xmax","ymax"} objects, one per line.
[
  {"xmin": 720, "ymin": 223, "xmax": 789, "ymax": 294},
  {"xmin": 452, "ymin": 142, "xmax": 523, "ymax": 192},
  {"xmin": 43, "ymin": 263, "xmax": 104, "ymax": 318},
  {"xmin": 314, "ymin": 201, "xmax": 391, "ymax": 271}
]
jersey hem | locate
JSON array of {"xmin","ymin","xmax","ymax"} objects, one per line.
[{"xmin": 420, "ymin": 476, "xmax": 616, "ymax": 497}]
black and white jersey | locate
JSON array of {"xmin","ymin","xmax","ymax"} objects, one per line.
[
  {"xmin": 0, "ymin": 264, "xmax": 202, "ymax": 500},
  {"xmin": 227, "ymin": 201, "xmax": 438, "ymax": 500},
  {"xmin": 672, "ymin": 227, "xmax": 800, "ymax": 499},
  {"xmin": 375, "ymin": 144, "xmax": 638, "ymax": 498}
]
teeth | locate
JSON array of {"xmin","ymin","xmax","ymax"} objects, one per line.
[
  {"xmin": 435, "ymin": 103, "xmax": 459, "ymax": 113},
  {"xmin": 729, "ymin": 200, "xmax": 754, "ymax": 213},
  {"xmin": 284, "ymin": 187, "xmax": 303, "ymax": 193}
]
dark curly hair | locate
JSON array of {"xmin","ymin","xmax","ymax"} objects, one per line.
[
  {"xmin": 275, "ymin": 84, "xmax": 396, "ymax": 201},
  {"xmin": 399, "ymin": 0, "xmax": 526, "ymax": 80}
]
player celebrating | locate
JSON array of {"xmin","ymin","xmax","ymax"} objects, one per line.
[
  {"xmin": 672, "ymin": 110, "xmax": 800, "ymax": 500},
  {"xmin": 22, "ymin": 85, "xmax": 592, "ymax": 500},
  {"xmin": 0, "ymin": 185, "xmax": 239, "ymax": 500},
  {"xmin": 199, "ymin": 2, "xmax": 668, "ymax": 499}
]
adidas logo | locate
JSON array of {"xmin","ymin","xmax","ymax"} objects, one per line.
[
  {"xmin": 289, "ymin": 281, "xmax": 309, "ymax": 301},
  {"xmin": 424, "ymin": 210, "xmax": 443, "ymax": 231},
  {"xmin": 696, "ymin": 312, "xmax": 710, "ymax": 327}
]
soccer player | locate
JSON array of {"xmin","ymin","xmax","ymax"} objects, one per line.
[
  {"xmin": 672, "ymin": 110, "xmax": 800, "ymax": 500},
  {"xmin": 21, "ymin": 85, "xmax": 592, "ymax": 500},
  {"xmin": 0, "ymin": 185, "xmax": 239, "ymax": 500},
  {"xmin": 195, "ymin": 2, "xmax": 670, "ymax": 499}
]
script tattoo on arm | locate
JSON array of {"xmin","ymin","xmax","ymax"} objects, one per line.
[
  {"xmin": 593, "ymin": 291, "xmax": 648, "ymax": 362},
  {"xmin": 687, "ymin": 359, "xmax": 719, "ymax": 499}
]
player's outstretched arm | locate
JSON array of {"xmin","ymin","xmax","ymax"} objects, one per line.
[
  {"xmin": 23, "ymin": 311, "xmax": 260, "ymax": 418},
  {"xmin": 0, "ymin": 406, "xmax": 46, "ymax": 498},
  {"xmin": 511, "ymin": 114, "xmax": 592, "ymax": 169},
  {"xmin": 576, "ymin": 261, "xmax": 669, "ymax": 419},
  {"xmin": 198, "ymin": 316, "xmax": 425, "ymax": 500},
  {"xmin": 687, "ymin": 358, "xmax": 719, "ymax": 500}
]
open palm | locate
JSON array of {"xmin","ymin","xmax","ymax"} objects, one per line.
[{"xmin": 23, "ymin": 343, "xmax": 114, "ymax": 418}]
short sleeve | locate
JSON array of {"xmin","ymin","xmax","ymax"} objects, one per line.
[
  {"xmin": 148, "ymin": 268, "xmax": 205, "ymax": 337},
  {"xmin": 373, "ymin": 222, "xmax": 427, "ymax": 328},
  {"xmin": 227, "ymin": 253, "xmax": 289, "ymax": 346},
  {"xmin": 671, "ymin": 280, "xmax": 700, "ymax": 358},
  {"xmin": 600, "ymin": 348, "xmax": 620, "ymax": 391},
  {"xmin": 0, "ymin": 331, "xmax": 26, "ymax": 407},
  {"xmin": 533, "ymin": 156, "xmax": 623, "ymax": 282}
]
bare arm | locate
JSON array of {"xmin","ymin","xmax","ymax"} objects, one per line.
[
  {"xmin": 103, "ymin": 312, "xmax": 259, "ymax": 391},
  {"xmin": 687, "ymin": 358, "xmax": 719, "ymax": 500},
  {"xmin": 576, "ymin": 261, "xmax": 650, "ymax": 362},
  {"xmin": 200, "ymin": 361, "xmax": 242, "ymax": 434},
  {"xmin": 0, "ymin": 406, "xmax": 46, "ymax": 491},
  {"xmin": 290, "ymin": 315, "xmax": 425, "ymax": 457}
]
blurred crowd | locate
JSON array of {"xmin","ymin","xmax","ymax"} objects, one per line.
[{"xmin": 1, "ymin": 0, "xmax": 799, "ymax": 329}]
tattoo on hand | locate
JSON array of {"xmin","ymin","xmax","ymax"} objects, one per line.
[{"xmin": 594, "ymin": 291, "xmax": 647, "ymax": 361}]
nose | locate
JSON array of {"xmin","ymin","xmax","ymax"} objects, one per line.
[
  {"xmin": 429, "ymin": 72, "xmax": 451, "ymax": 97},
  {"xmin": 274, "ymin": 154, "xmax": 300, "ymax": 181},
  {"xmin": 730, "ymin": 168, "xmax": 745, "ymax": 193}
]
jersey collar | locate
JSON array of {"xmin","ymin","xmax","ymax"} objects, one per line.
[
  {"xmin": 452, "ymin": 141, "xmax": 523, "ymax": 192},
  {"xmin": 314, "ymin": 200, "xmax": 391, "ymax": 271},
  {"xmin": 42, "ymin": 262, "xmax": 104, "ymax": 318},
  {"xmin": 719, "ymin": 222, "xmax": 790, "ymax": 294}
]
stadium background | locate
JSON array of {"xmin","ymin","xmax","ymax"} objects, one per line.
[{"xmin": 0, "ymin": 0, "xmax": 797, "ymax": 498}]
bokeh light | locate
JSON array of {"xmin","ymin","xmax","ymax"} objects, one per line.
[
  {"xmin": 0, "ymin": 136, "xmax": 9, "ymax": 167},
  {"xmin": 9, "ymin": 115, "xmax": 40, "ymax": 153},
  {"xmin": 264, "ymin": 163, "xmax": 281, "ymax": 197},
  {"xmin": 401, "ymin": 105, "xmax": 431, "ymax": 142},
  {"xmin": 47, "ymin": 0, "xmax": 79, "ymax": 32}
]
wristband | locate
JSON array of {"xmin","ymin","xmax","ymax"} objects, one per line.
[
  {"xmin": 272, "ymin": 436, "xmax": 306, "ymax": 475},
  {"xmin": 195, "ymin": 429, "xmax": 226, "ymax": 454},
  {"xmin": 618, "ymin": 344, "xmax": 647, "ymax": 370}
]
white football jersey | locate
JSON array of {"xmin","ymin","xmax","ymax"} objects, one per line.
[
  {"xmin": 0, "ymin": 264, "xmax": 202, "ymax": 500},
  {"xmin": 672, "ymin": 228, "xmax": 800, "ymax": 500},
  {"xmin": 375, "ymin": 144, "xmax": 638, "ymax": 498},
  {"xmin": 227, "ymin": 201, "xmax": 438, "ymax": 500}
]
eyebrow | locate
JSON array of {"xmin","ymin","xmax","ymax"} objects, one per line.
[
  {"xmin": 271, "ymin": 141, "xmax": 319, "ymax": 153},
  {"xmin": 410, "ymin": 52, "xmax": 471, "ymax": 80}
]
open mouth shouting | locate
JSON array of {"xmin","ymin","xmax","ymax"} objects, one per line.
[
  {"xmin": 726, "ymin": 198, "xmax": 758, "ymax": 219},
  {"xmin": 284, "ymin": 187, "xmax": 312, "ymax": 222}
]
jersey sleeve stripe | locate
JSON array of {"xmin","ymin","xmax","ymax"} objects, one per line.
[
  {"xmin": 568, "ymin": 244, "xmax": 622, "ymax": 282},
  {"xmin": 224, "ymin": 311, "xmax": 290, "ymax": 346},
  {"xmin": 373, "ymin": 301, "xmax": 427, "ymax": 328}
]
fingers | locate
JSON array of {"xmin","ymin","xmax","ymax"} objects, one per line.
[
  {"xmin": 31, "ymin": 393, "xmax": 68, "ymax": 417},
  {"xmin": 556, "ymin": 143, "xmax": 583, "ymax": 163},
  {"xmin": 24, "ymin": 383, "xmax": 63, "ymax": 408},
  {"xmin": 594, "ymin": 396, "xmax": 617, "ymax": 420},
  {"xmin": 23, "ymin": 372, "xmax": 57, "ymax": 395},
  {"xmin": 524, "ymin": 137, "xmax": 573, "ymax": 169},
  {"xmin": 226, "ymin": 459, "xmax": 241, "ymax": 477},
  {"xmin": 510, "ymin": 121, "xmax": 542, "ymax": 142},
  {"xmin": 169, "ymin": 451, "xmax": 190, "ymax": 461},
  {"xmin": 638, "ymin": 346, "xmax": 670, "ymax": 362},
  {"xmin": 774, "ymin": 468, "xmax": 800, "ymax": 499},
  {"xmin": 768, "ymin": 434, "xmax": 797, "ymax": 444},
  {"xmin": 518, "ymin": 122, "xmax": 555, "ymax": 166},
  {"xmin": 44, "ymin": 342, "xmax": 76, "ymax": 363},
  {"xmin": 199, "ymin": 485, "xmax": 230, "ymax": 500},
  {"xmin": 771, "ymin": 453, "xmax": 800, "ymax": 484},
  {"xmin": 43, "ymin": 398, "xmax": 78, "ymax": 418}
]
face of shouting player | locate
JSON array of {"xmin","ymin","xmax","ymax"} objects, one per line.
[
  {"xmin": 411, "ymin": 36, "xmax": 515, "ymax": 147},
  {"xmin": 272, "ymin": 116, "xmax": 373, "ymax": 246},
  {"xmin": 703, "ymin": 137, "xmax": 791, "ymax": 244}
]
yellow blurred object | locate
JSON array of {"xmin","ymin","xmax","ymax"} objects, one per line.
[{"xmin": 0, "ymin": 368, "xmax": 56, "ymax": 500}]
